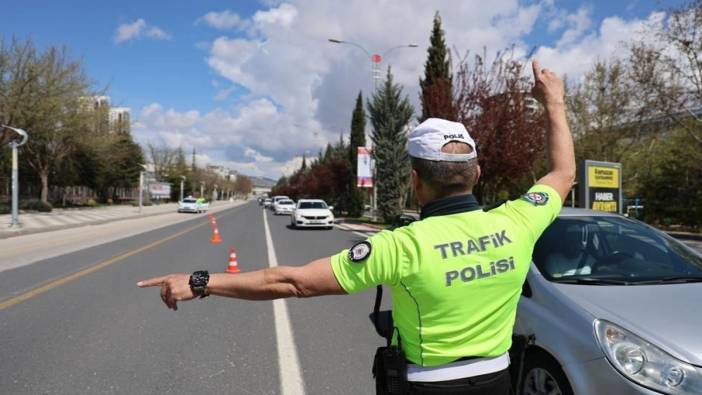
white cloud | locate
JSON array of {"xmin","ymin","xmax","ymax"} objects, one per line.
[
  {"xmin": 534, "ymin": 12, "xmax": 664, "ymax": 83},
  {"xmin": 196, "ymin": 10, "xmax": 247, "ymax": 30},
  {"xmin": 252, "ymin": 3, "xmax": 298, "ymax": 28},
  {"xmin": 114, "ymin": 19, "xmax": 171, "ymax": 43},
  {"xmin": 133, "ymin": 2, "xmax": 671, "ymax": 179}
]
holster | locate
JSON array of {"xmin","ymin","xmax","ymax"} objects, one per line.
[
  {"xmin": 371, "ymin": 285, "xmax": 408, "ymax": 395},
  {"xmin": 373, "ymin": 345, "xmax": 408, "ymax": 394}
]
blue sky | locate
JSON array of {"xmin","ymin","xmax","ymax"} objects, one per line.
[{"xmin": 1, "ymin": 1, "xmax": 686, "ymax": 178}]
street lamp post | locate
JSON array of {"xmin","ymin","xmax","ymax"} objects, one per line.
[
  {"xmin": 180, "ymin": 175, "xmax": 186, "ymax": 202},
  {"xmin": 1, "ymin": 125, "xmax": 29, "ymax": 228},
  {"xmin": 327, "ymin": 39, "xmax": 418, "ymax": 92},
  {"xmin": 200, "ymin": 182, "xmax": 205, "ymax": 200},
  {"xmin": 328, "ymin": 39, "xmax": 418, "ymax": 222}
]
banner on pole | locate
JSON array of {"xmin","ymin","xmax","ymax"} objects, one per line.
[{"xmin": 357, "ymin": 147, "xmax": 373, "ymax": 188}]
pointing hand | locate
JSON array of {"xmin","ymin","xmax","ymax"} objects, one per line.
[
  {"xmin": 138, "ymin": 274, "xmax": 194, "ymax": 310},
  {"xmin": 531, "ymin": 59, "xmax": 565, "ymax": 107}
]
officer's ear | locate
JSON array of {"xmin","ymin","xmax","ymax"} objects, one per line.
[
  {"xmin": 411, "ymin": 169, "xmax": 421, "ymax": 191},
  {"xmin": 474, "ymin": 165, "xmax": 481, "ymax": 185}
]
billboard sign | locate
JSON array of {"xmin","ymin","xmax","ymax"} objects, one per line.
[
  {"xmin": 357, "ymin": 147, "xmax": 373, "ymax": 188},
  {"xmin": 579, "ymin": 160, "xmax": 622, "ymax": 213},
  {"xmin": 149, "ymin": 182, "xmax": 172, "ymax": 199}
]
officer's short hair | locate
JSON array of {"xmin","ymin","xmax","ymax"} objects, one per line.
[{"xmin": 411, "ymin": 143, "xmax": 478, "ymax": 197}]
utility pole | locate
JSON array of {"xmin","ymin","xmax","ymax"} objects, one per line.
[{"xmin": 2, "ymin": 125, "xmax": 29, "ymax": 227}]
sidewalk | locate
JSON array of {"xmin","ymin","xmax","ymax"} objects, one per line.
[
  {"xmin": 0, "ymin": 202, "xmax": 228, "ymax": 239},
  {"xmin": 0, "ymin": 200, "xmax": 248, "ymax": 272}
]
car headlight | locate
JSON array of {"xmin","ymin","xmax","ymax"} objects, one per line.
[{"xmin": 595, "ymin": 319, "xmax": 702, "ymax": 394}]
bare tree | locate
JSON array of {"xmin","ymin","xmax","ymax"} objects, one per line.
[{"xmin": 628, "ymin": 0, "xmax": 702, "ymax": 145}]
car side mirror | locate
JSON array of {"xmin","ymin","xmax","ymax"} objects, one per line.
[{"xmin": 328, "ymin": 206, "xmax": 334, "ymax": 211}]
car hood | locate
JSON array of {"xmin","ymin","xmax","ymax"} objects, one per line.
[
  {"xmin": 295, "ymin": 209, "xmax": 331, "ymax": 216},
  {"xmin": 554, "ymin": 282, "xmax": 702, "ymax": 366}
]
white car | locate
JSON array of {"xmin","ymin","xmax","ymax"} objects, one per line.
[
  {"xmin": 270, "ymin": 195, "xmax": 290, "ymax": 210},
  {"xmin": 273, "ymin": 199, "xmax": 295, "ymax": 215},
  {"xmin": 291, "ymin": 199, "xmax": 335, "ymax": 229},
  {"xmin": 178, "ymin": 197, "xmax": 209, "ymax": 213},
  {"xmin": 263, "ymin": 198, "xmax": 273, "ymax": 208}
]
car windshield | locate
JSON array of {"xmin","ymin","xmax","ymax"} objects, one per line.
[
  {"xmin": 533, "ymin": 216, "xmax": 702, "ymax": 284},
  {"xmin": 279, "ymin": 200, "xmax": 294, "ymax": 205},
  {"xmin": 182, "ymin": 199, "xmax": 197, "ymax": 203},
  {"xmin": 298, "ymin": 201, "xmax": 327, "ymax": 209}
]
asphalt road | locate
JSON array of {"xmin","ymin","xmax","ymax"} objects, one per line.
[
  {"xmin": 2, "ymin": 202, "xmax": 700, "ymax": 395},
  {"xmin": 0, "ymin": 201, "xmax": 388, "ymax": 395}
]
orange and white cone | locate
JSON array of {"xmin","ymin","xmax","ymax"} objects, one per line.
[
  {"xmin": 226, "ymin": 247, "xmax": 240, "ymax": 273},
  {"xmin": 211, "ymin": 227, "xmax": 222, "ymax": 244}
]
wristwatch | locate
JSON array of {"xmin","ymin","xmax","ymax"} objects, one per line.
[{"xmin": 189, "ymin": 270, "xmax": 210, "ymax": 298}]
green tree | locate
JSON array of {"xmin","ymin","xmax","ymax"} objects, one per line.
[
  {"xmin": 419, "ymin": 12, "xmax": 456, "ymax": 121},
  {"xmin": 639, "ymin": 129, "xmax": 702, "ymax": 228},
  {"xmin": 368, "ymin": 67, "xmax": 414, "ymax": 222},
  {"xmin": 349, "ymin": 91, "xmax": 367, "ymax": 169},
  {"xmin": 347, "ymin": 92, "xmax": 367, "ymax": 217},
  {"xmin": 0, "ymin": 39, "xmax": 92, "ymax": 203}
]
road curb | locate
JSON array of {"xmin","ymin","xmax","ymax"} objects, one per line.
[
  {"xmin": 0, "ymin": 202, "xmax": 245, "ymax": 240},
  {"xmin": 667, "ymin": 231, "xmax": 702, "ymax": 241}
]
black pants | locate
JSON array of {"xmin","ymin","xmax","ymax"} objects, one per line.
[{"xmin": 405, "ymin": 368, "xmax": 512, "ymax": 395}]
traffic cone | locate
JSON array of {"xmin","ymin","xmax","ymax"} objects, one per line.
[
  {"xmin": 211, "ymin": 227, "xmax": 222, "ymax": 244},
  {"xmin": 226, "ymin": 247, "xmax": 240, "ymax": 273}
]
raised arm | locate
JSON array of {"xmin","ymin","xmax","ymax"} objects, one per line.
[
  {"xmin": 531, "ymin": 59, "xmax": 576, "ymax": 203},
  {"xmin": 137, "ymin": 257, "xmax": 345, "ymax": 310}
]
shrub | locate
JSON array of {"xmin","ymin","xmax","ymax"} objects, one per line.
[
  {"xmin": 86, "ymin": 199, "xmax": 97, "ymax": 207},
  {"xmin": 20, "ymin": 199, "xmax": 53, "ymax": 212}
]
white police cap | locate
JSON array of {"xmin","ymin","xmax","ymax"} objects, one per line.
[{"xmin": 408, "ymin": 118, "xmax": 477, "ymax": 162}]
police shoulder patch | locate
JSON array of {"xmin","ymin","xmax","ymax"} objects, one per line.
[
  {"xmin": 522, "ymin": 192, "xmax": 549, "ymax": 206},
  {"xmin": 348, "ymin": 241, "xmax": 372, "ymax": 263}
]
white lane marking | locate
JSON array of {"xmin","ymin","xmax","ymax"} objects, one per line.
[{"xmin": 263, "ymin": 210, "xmax": 306, "ymax": 395}]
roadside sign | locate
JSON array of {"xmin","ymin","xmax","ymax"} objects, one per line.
[
  {"xmin": 579, "ymin": 160, "xmax": 622, "ymax": 214},
  {"xmin": 357, "ymin": 147, "xmax": 373, "ymax": 188}
]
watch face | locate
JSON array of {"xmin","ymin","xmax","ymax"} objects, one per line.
[{"xmin": 190, "ymin": 271, "xmax": 209, "ymax": 287}]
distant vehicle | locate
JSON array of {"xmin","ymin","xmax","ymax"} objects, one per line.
[
  {"xmin": 513, "ymin": 208, "xmax": 702, "ymax": 395},
  {"xmin": 290, "ymin": 199, "xmax": 334, "ymax": 229},
  {"xmin": 273, "ymin": 199, "xmax": 295, "ymax": 215},
  {"xmin": 263, "ymin": 198, "xmax": 273, "ymax": 208},
  {"xmin": 177, "ymin": 197, "xmax": 209, "ymax": 214},
  {"xmin": 271, "ymin": 195, "xmax": 290, "ymax": 210}
]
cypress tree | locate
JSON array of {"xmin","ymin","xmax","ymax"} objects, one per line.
[
  {"xmin": 368, "ymin": 67, "xmax": 414, "ymax": 222},
  {"xmin": 419, "ymin": 11, "xmax": 456, "ymax": 121},
  {"xmin": 301, "ymin": 154, "xmax": 307, "ymax": 170},
  {"xmin": 349, "ymin": 91, "xmax": 366, "ymax": 173},
  {"xmin": 347, "ymin": 92, "xmax": 367, "ymax": 217}
]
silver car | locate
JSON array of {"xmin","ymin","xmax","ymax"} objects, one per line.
[{"xmin": 515, "ymin": 208, "xmax": 702, "ymax": 395}]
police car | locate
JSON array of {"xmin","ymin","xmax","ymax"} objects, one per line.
[
  {"xmin": 290, "ymin": 199, "xmax": 334, "ymax": 229},
  {"xmin": 177, "ymin": 197, "xmax": 209, "ymax": 214}
]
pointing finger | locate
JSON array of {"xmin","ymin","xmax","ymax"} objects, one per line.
[
  {"xmin": 532, "ymin": 59, "xmax": 541, "ymax": 80},
  {"xmin": 137, "ymin": 275, "xmax": 170, "ymax": 288}
]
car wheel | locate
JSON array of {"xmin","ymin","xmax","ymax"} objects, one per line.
[{"xmin": 521, "ymin": 352, "xmax": 573, "ymax": 395}]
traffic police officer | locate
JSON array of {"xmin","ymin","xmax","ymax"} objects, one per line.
[{"xmin": 138, "ymin": 59, "xmax": 575, "ymax": 394}]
